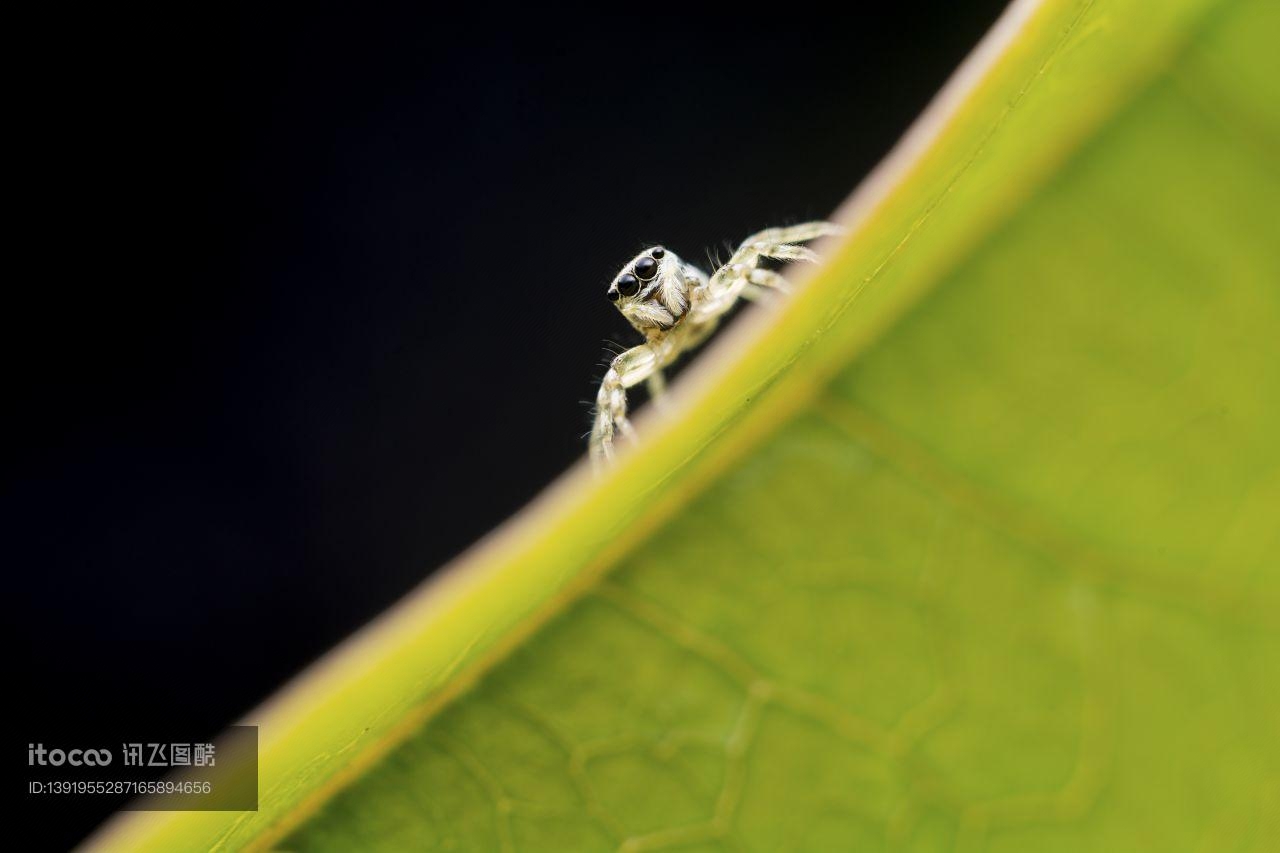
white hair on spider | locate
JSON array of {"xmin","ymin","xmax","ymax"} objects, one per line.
[{"xmin": 590, "ymin": 221, "xmax": 842, "ymax": 470}]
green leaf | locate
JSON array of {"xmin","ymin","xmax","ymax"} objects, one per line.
[{"xmin": 93, "ymin": 0, "xmax": 1280, "ymax": 849}]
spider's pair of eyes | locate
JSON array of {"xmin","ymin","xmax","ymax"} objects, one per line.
[{"xmin": 610, "ymin": 247, "xmax": 665, "ymax": 300}]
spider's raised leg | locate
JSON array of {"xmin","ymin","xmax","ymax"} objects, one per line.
[
  {"xmin": 736, "ymin": 222, "xmax": 843, "ymax": 267},
  {"xmin": 646, "ymin": 370, "xmax": 667, "ymax": 405},
  {"xmin": 591, "ymin": 343, "xmax": 661, "ymax": 467},
  {"xmin": 740, "ymin": 221, "xmax": 843, "ymax": 255},
  {"xmin": 691, "ymin": 221, "xmax": 840, "ymax": 324},
  {"xmin": 741, "ymin": 268, "xmax": 794, "ymax": 303}
]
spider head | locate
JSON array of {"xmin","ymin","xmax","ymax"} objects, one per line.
[{"xmin": 606, "ymin": 245, "xmax": 697, "ymax": 334}]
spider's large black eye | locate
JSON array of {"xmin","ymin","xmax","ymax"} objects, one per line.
[
  {"xmin": 650, "ymin": 246, "xmax": 665, "ymax": 259},
  {"xmin": 616, "ymin": 273, "xmax": 640, "ymax": 297},
  {"xmin": 633, "ymin": 256, "xmax": 659, "ymax": 281}
]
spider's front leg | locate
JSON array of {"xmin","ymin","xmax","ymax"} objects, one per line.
[
  {"xmin": 590, "ymin": 342, "xmax": 662, "ymax": 467},
  {"xmin": 692, "ymin": 221, "xmax": 842, "ymax": 323},
  {"xmin": 646, "ymin": 371, "xmax": 667, "ymax": 404},
  {"xmin": 739, "ymin": 221, "xmax": 843, "ymax": 263}
]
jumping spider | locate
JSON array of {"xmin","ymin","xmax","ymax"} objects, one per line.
[{"xmin": 590, "ymin": 221, "xmax": 841, "ymax": 467}]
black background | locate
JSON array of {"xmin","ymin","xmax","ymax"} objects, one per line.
[{"xmin": 10, "ymin": 3, "xmax": 1005, "ymax": 847}]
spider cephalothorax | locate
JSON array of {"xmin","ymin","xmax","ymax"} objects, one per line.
[
  {"xmin": 606, "ymin": 245, "xmax": 703, "ymax": 335},
  {"xmin": 589, "ymin": 221, "xmax": 841, "ymax": 469}
]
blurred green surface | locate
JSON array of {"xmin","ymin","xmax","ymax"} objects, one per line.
[{"xmin": 94, "ymin": 0, "xmax": 1279, "ymax": 850}]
